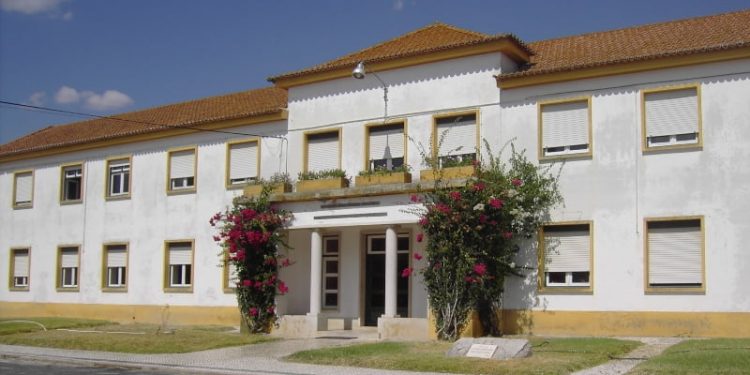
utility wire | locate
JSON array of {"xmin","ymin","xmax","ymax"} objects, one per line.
[{"xmin": 0, "ymin": 100, "xmax": 286, "ymax": 139}]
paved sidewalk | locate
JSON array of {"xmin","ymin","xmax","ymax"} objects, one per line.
[
  {"xmin": 0, "ymin": 337, "xmax": 450, "ymax": 375},
  {"xmin": 572, "ymin": 337, "xmax": 684, "ymax": 375}
]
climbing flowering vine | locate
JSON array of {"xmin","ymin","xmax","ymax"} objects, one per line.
[
  {"xmin": 409, "ymin": 144, "xmax": 562, "ymax": 341},
  {"xmin": 210, "ymin": 190, "xmax": 293, "ymax": 333}
]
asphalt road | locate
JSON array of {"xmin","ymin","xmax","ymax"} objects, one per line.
[{"xmin": 0, "ymin": 358, "xmax": 181, "ymax": 375}]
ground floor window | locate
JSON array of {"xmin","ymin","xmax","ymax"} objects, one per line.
[
  {"xmin": 104, "ymin": 244, "xmax": 127, "ymax": 289},
  {"xmin": 58, "ymin": 246, "xmax": 79, "ymax": 290},
  {"xmin": 10, "ymin": 248, "xmax": 30, "ymax": 289},
  {"xmin": 540, "ymin": 222, "xmax": 592, "ymax": 291},
  {"xmin": 165, "ymin": 241, "xmax": 193, "ymax": 291},
  {"xmin": 322, "ymin": 235, "xmax": 339, "ymax": 309},
  {"xmin": 645, "ymin": 217, "xmax": 704, "ymax": 292}
]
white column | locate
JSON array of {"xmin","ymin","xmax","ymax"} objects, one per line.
[
  {"xmin": 309, "ymin": 229, "xmax": 322, "ymax": 316},
  {"xmin": 384, "ymin": 225, "xmax": 398, "ymax": 317}
]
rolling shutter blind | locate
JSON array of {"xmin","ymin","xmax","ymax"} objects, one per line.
[
  {"xmin": 107, "ymin": 246, "xmax": 126, "ymax": 268},
  {"xmin": 109, "ymin": 159, "xmax": 129, "ymax": 169},
  {"xmin": 229, "ymin": 142, "xmax": 258, "ymax": 180},
  {"xmin": 542, "ymin": 101, "xmax": 589, "ymax": 148},
  {"xmin": 369, "ymin": 126, "xmax": 404, "ymax": 160},
  {"xmin": 648, "ymin": 223, "xmax": 702, "ymax": 285},
  {"xmin": 437, "ymin": 116, "xmax": 476, "ymax": 156},
  {"xmin": 170, "ymin": 150, "xmax": 195, "ymax": 179},
  {"xmin": 645, "ymin": 88, "xmax": 698, "ymax": 137},
  {"xmin": 169, "ymin": 243, "xmax": 192, "ymax": 265},
  {"xmin": 61, "ymin": 249, "xmax": 78, "ymax": 268},
  {"xmin": 544, "ymin": 229, "xmax": 590, "ymax": 272},
  {"xmin": 14, "ymin": 250, "xmax": 29, "ymax": 277},
  {"xmin": 307, "ymin": 133, "xmax": 338, "ymax": 172},
  {"xmin": 15, "ymin": 173, "xmax": 32, "ymax": 203}
]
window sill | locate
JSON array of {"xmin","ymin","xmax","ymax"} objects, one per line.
[
  {"xmin": 105, "ymin": 194, "xmax": 131, "ymax": 201},
  {"xmin": 643, "ymin": 143, "xmax": 703, "ymax": 153},
  {"xmin": 56, "ymin": 287, "xmax": 79, "ymax": 292},
  {"xmin": 60, "ymin": 199, "xmax": 83, "ymax": 205},
  {"xmin": 223, "ymin": 287, "xmax": 236, "ymax": 294},
  {"xmin": 164, "ymin": 287, "xmax": 193, "ymax": 293},
  {"xmin": 12, "ymin": 204, "xmax": 33, "ymax": 210},
  {"xmin": 9, "ymin": 287, "xmax": 29, "ymax": 292},
  {"xmin": 645, "ymin": 287, "xmax": 705, "ymax": 295},
  {"xmin": 539, "ymin": 151, "xmax": 592, "ymax": 162},
  {"xmin": 102, "ymin": 287, "xmax": 128, "ymax": 293},
  {"xmin": 167, "ymin": 188, "xmax": 196, "ymax": 196},
  {"xmin": 538, "ymin": 287, "xmax": 593, "ymax": 295}
]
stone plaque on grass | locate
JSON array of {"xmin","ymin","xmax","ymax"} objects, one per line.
[{"xmin": 447, "ymin": 338, "xmax": 532, "ymax": 360}]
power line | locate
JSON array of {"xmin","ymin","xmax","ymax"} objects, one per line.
[{"xmin": 0, "ymin": 100, "xmax": 286, "ymax": 139}]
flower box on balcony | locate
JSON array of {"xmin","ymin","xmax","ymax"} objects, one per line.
[
  {"xmin": 244, "ymin": 183, "xmax": 292, "ymax": 197},
  {"xmin": 355, "ymin": 172, "xmax": 412, "ymax": 186},
  {"xmin": 420, "ymin": 165, "xmax": 475, "ymax": 181},
  {"xmin": 295, "ymin": 177, "xmax": 349, "ymax": 192}
]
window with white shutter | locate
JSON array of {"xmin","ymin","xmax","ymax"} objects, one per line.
[
  {"xmin": 643, "ymin": 86, "xmax": 701, "ymax": 149},
  {"xmin": 166, "ymin": 241, "xmax": 193, "ymax": 289},
  {"xmin": 104, "ymin": 244, "xmax": 127, "ymax": 288},
  {"xmin": 541, "ymin": 223, "xmax": 592, "ymax": 289},
  {"xmin": 306, "ymin": 131, "xmax": 339, "ymax": 172},
  {"xmin": 367, "ymin": 123, "xmax": 405, "ymax": 171},
  {"xmin": 434, "ymin": 113, "xmax": 477, "ymax": 166},
  {"xmin": 58, "ymin": 246, "xmax": 79, "ymax": 289},
  {"xmin": 11, "ymin": 248, "xmax": 30, "ymax": 289},
  {"xmin": 168, "ymin": 149, "xmax": 196, "ymax": 191},
  {"xmin": 61, "ymin": 165, "xmax": 83, "ymax": 202},
  {"xmin": 228, "ymin": 141, "xmax": 259, "ymax": 186},
  {"xmin": 13, "ymin": 171, "xmax": 33, "ymax": 208},
  {"xmin": 539, "ymin": 99, "xmax": 591, "ymax": 158},
  {"xmin": 646, "ymin": 218, "xmax": 704, "ymax": 291}
]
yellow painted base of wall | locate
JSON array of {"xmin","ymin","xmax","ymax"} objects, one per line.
[
  {"xmin": 0, "ymin": 302, "xmax": 241, "ymax": 326},
  {"xmin": 503, "ymin": 310, "xmax": 750, "ymax": 338}
]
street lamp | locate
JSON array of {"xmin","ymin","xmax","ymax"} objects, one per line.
[{"xmin": 352, "ymin": 61, "xmax": 393, "ymax": 170}]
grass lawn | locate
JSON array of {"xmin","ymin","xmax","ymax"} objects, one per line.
[
  {"xmin": 0, "ymin": 317, "xmax": 273, "ymax": 354},
  {"xmin": 0, "ymin": 317, "xmax": 111, "ymax": 335},
  {"xmin": 286, "ymin": 337, "xmax": 640, "ymax": 375},
  {"xmin": 630, "ymin": 338, "xmax": 750, "ymax": 375}
]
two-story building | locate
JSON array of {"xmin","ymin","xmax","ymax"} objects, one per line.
[{"xmin": 2, "ymin": 9, "xmax": 749, "ymax": 339}]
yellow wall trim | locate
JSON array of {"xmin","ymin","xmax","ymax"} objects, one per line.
[
  {"xmin": 0, "ymin": 111, "xmax": 287, "ymax": 164},
  {"xmin": 498, "ymin": 48, "xmax": 750, "ymax": 89},
  {"xmin": 273, "ymin": 39, "xmax": 529, "ymax": 89},
  {"xmin": 502, "ymin": 309, "xmax": 750, "ymax": 338},
  {"xmin": 0, "ymin": 302, "xmax": 241, "ymax": 326}
]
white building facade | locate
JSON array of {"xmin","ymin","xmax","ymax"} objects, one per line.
[{"xmin": 2, "ymin": 11, "xmax": 750, "ymax": 338}]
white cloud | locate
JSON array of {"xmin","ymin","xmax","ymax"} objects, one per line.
[
  {"xmin": 393, "ymin": 0, "xmax": 404, "ymax": 11},
  {"xmin": 0, "ymin": 0, "xmax": 72, "ymax": 20},
  {"xmin": 28, "ymin": 91, "xmax": 46, "ymax": 106},
  {"xmin": 54, "ymin": 85, "xmax": 134, "ymax": 111},
  {"xmin": 54, "ymin": 85, "xmax": 80, "ymax": 104},
  {"xmin": 81, "ymin": 90, "xmax": 134, "ymax": 111}
]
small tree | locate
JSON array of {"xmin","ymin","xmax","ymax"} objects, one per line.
[
  {"xmin": 410, "ymin": 143, "xmax": 561, "ymax": 341},
  {"xmin": 210, "ymin": 189, "xmax": 293, "ymax": 333}
]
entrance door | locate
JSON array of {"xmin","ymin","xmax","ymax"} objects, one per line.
[{"xmin": 364, "ymin": 233, "xmax": 409, "ymax": 326}]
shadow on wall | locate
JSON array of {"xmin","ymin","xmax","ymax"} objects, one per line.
[{"xmin": 501, "ymin": 235, "xmax": 549, "ymax": 335}]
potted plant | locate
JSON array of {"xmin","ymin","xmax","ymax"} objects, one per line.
[
  {"xmin": 355, "ymin": 164, "xmax": 412, "ymax": 186},
  {"xmin": 420, "ymin": 154, "xmax": 476, "ymax": 181},
  {"xmin": 295, "ymin": 169, "xmax": 349, "ymax": 192},
  {"xmin": 244, "ymin": 173, "xmax": 292, "ymax": 196}
]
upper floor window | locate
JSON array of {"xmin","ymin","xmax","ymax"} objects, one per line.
[
  {"xmin": 12, "ymin": 171, "xmax": 33, "ymax": 208},
  {"xmin": 305, "ymin": 130, "xmax": 340, "ymax": 173},
  {"xmin": 642, "ymin": 85, "xmax": 701, "ymax": 151},
  {"xmin": 106, "ymin": 158, "xmax": 130, "ymax": 198},
  {"xmin": 539, "ymin": 98, "xmax": 591, "ymax": 159},
  {"xmin": 167, "ymin": 148, "xmax": 196, "ymax": 192},
  {"xmin": 61, "ymin": 164, "xmax": 83, "ymax": 203},
  {"xmin": 434, "ymin": 112, "xmax": 477, "ymax": 167},
  {"xmin": 366, "ymin": 123, "xmax": 405, "ymax": 171},
  {"xmin": 539, "ymin": 222, "xmax": 592, "ymax": 292},
  {"xmin": 10, "ymin": 248, "xmax": 30, "ymax": 290},
  {"xmin": 227, "ymin": 140, "xmax": 259, "ymax": 187},
  {"xmin": 645, "ymin": 217, "xmax": 704, "ymax": 293}
]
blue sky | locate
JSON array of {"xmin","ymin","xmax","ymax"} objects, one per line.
[{"xmin": 1, "ymin": 0, "xmax": 747, "ymax": 145}]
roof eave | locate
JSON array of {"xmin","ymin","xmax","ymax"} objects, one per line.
[
  {"xmin": 271, "ymin": 38, "xmax": 531, "ymax": 89},
  {"xmin": 0, "ymin": 109, "xmax": 288, "ymax": 163},
  {"xmin": 497, "ymin": 46, "xmax": 750, "ymax": 89}
]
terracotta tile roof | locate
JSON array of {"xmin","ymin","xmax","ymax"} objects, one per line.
[
  {"xmin": 0, "ymin": 87, "xmax": 287, "ymax": 159},
  {"xmin": 268, "ymin": 22, "xmax": 531, "ymax": 82},
  {"xmin": 502, "ymin": 9, "xmax": 750, "ymax": 80}
]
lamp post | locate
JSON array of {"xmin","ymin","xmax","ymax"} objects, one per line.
[{"xmin": 352, "ymin": 61, "xmax": 393, "ymax": 170}]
